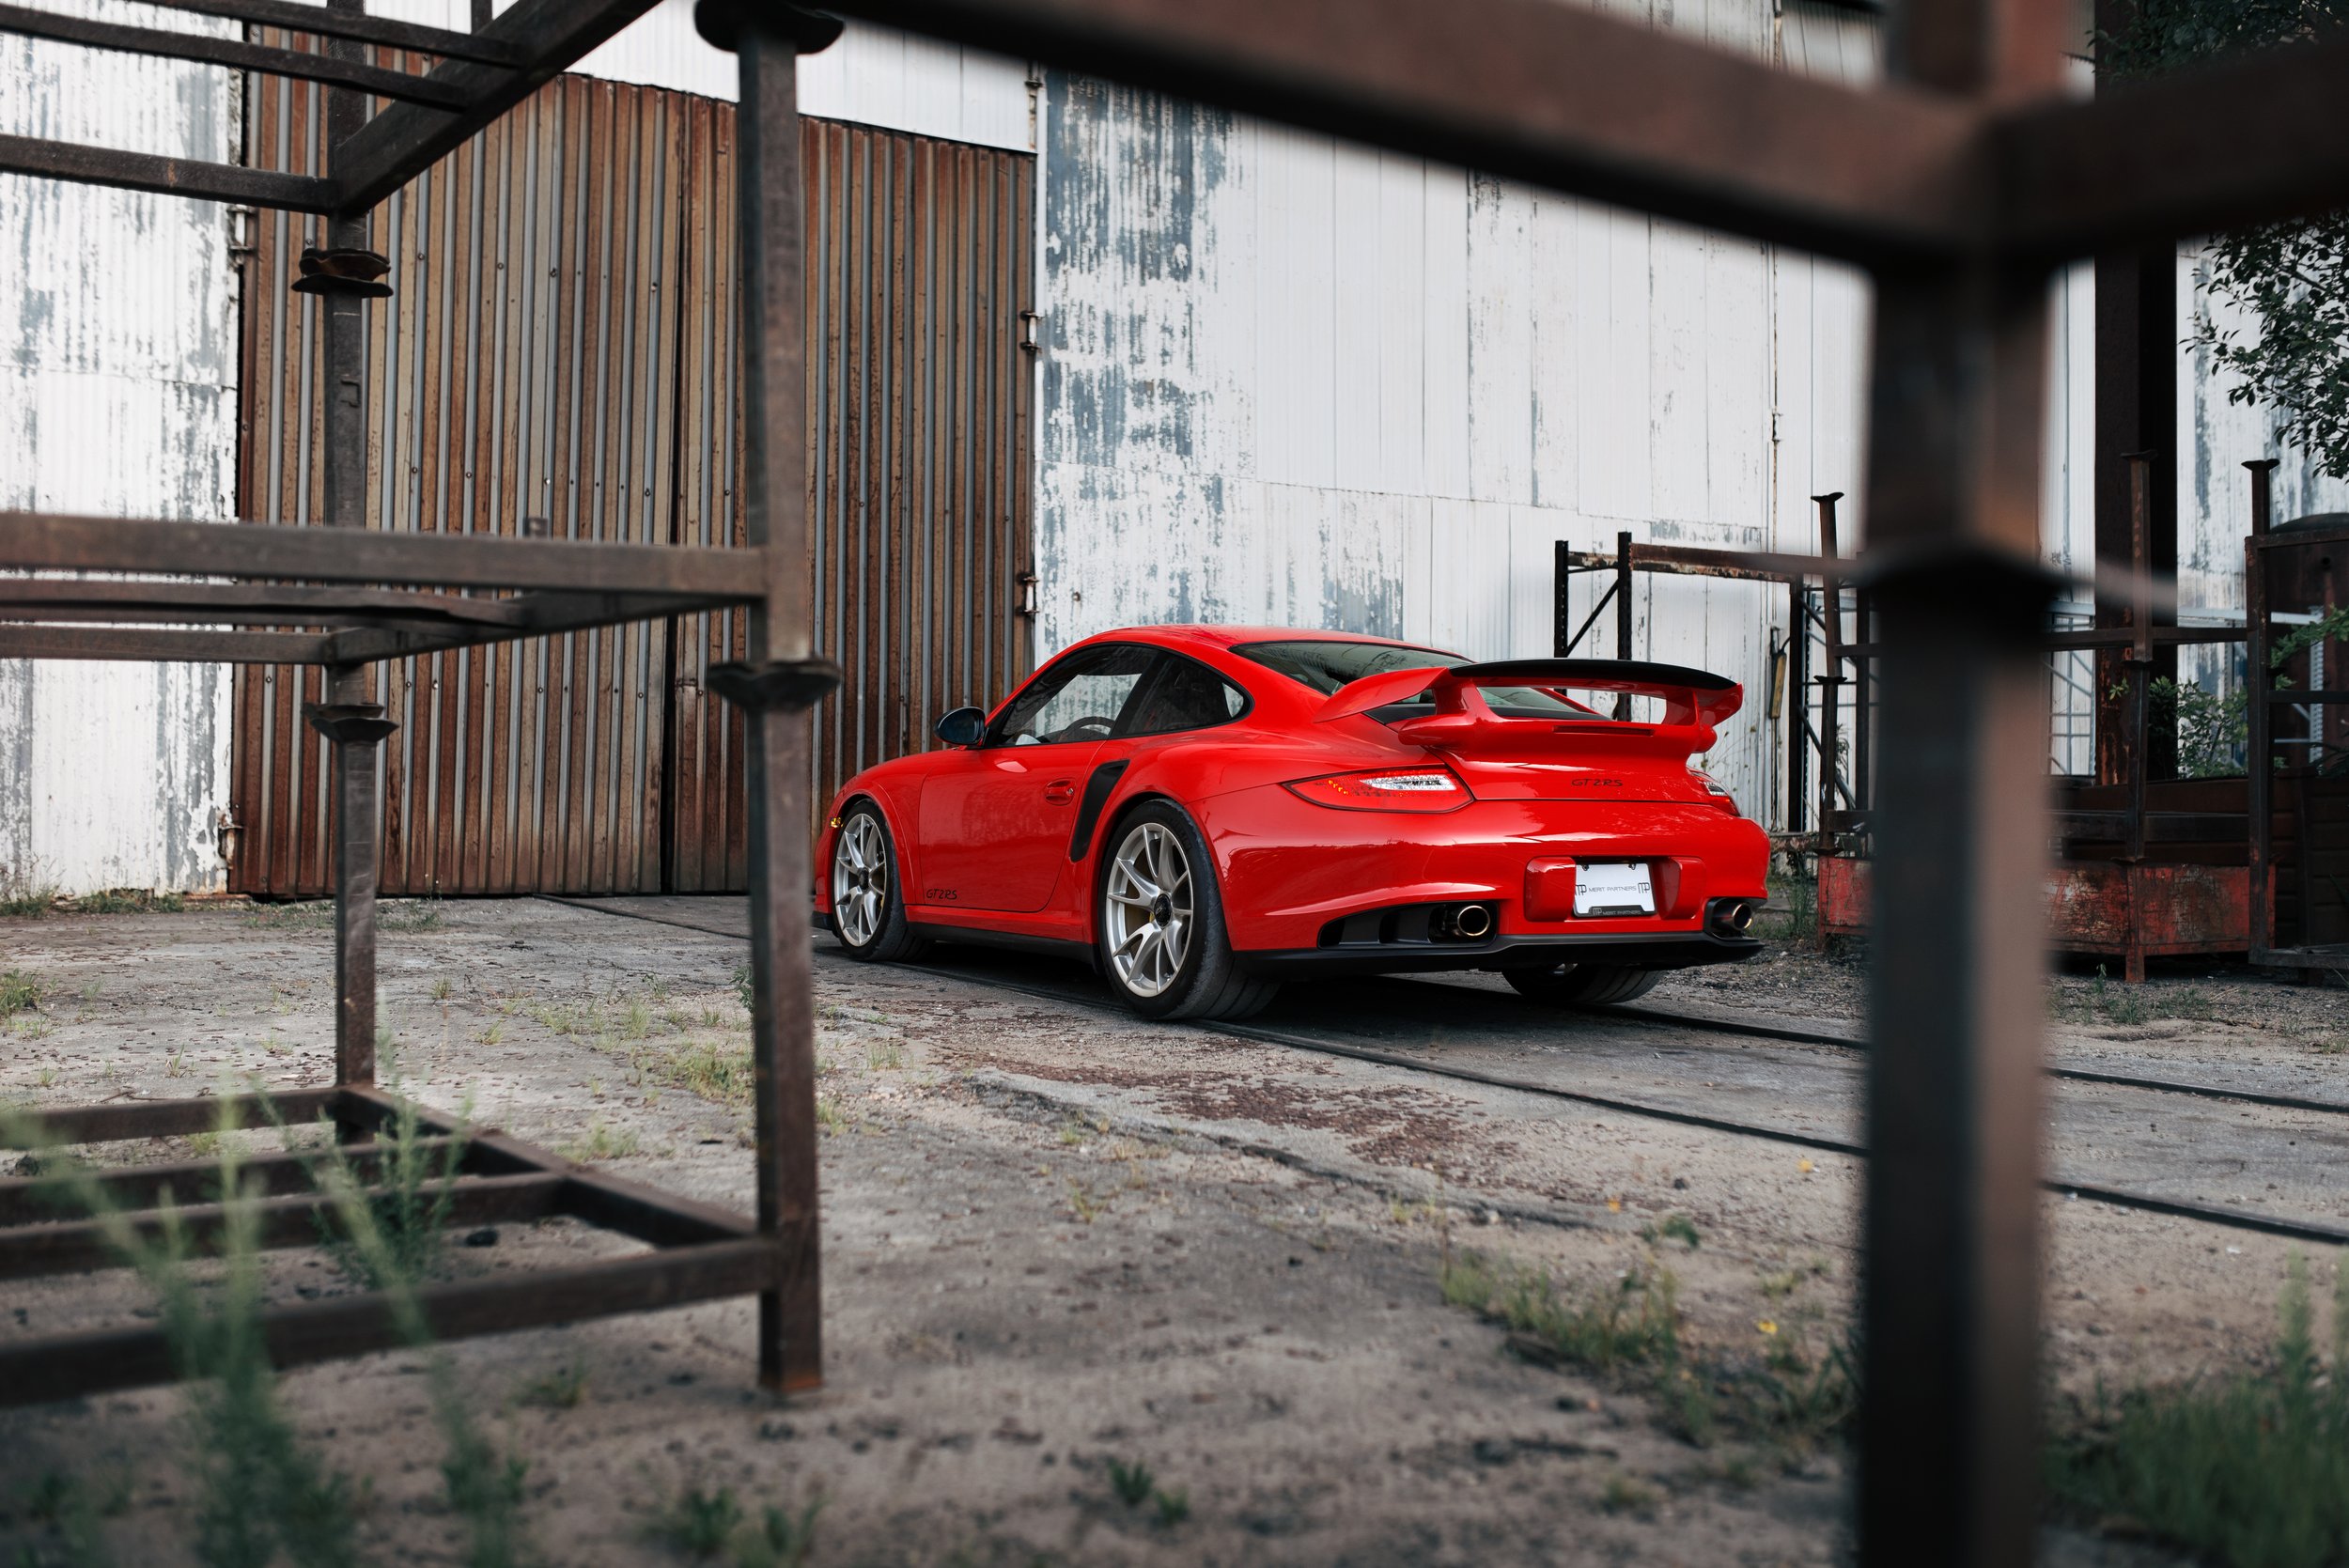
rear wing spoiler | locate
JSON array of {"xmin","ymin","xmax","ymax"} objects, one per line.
[{"xmin": 1314, "ymin": 658, "xmax": 1745, "ymax": 730}]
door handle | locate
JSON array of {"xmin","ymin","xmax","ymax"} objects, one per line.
[{"xmin": 1043, "ymin": 779, "xmax": 1076, "ymax": 804}]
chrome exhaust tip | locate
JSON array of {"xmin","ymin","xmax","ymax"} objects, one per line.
[
  {"xmin": 1446, "ymin": 903, "xmax": 1494, "ymax": 940},
  {"xmin": 1704, "ymin": 898, "xmax": 1756, "ymax": 938}
]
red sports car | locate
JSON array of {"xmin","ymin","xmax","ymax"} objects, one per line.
[{"xmin": 814, "ymin": 627, "xmax": 1768, "ymax": 1020}]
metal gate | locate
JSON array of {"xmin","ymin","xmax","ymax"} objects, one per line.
[{"xmin": 232, "ymin": 68, "xmax": 1034, "ymax": 896}]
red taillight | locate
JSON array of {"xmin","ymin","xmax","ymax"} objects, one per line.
[{"xmin": 1283, "ymin": 767, "xmax": 1470, "ymax": 813}]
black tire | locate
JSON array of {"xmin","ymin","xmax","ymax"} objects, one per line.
[
  {"xmin": 827, "ymin": 800, "xmax": 928, "ymax": 963},
  {"xmin": 1095, "ymin": 800, "xmax": 1280, "ymax": 1022},
  {"xmin": 1503, "ymin": 962, "xmax": 1663, "ymax": 1006}
]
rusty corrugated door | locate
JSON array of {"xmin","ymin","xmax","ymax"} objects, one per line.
[
  {"xmin": 235, "ymin": 70, "xmax": 1033, "ymax": 895},
  {"xmin": 663, "ymin": 116, "xmax": 1036, "ymax": 891}
]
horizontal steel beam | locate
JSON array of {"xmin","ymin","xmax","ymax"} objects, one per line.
[
  {"xmin": 141, "ymin": 0, "xmax": 526, "ymax": 65},
  {"xmin": 0, "ymin": 1236, "xmax": 780, "ymax": 1407},
  {"xmin": 330, "ymin": 0, "xmax": 662, "ymax": 216},
  {"xmin": 0, "ymin": 132, "xmax": 338, "ymax": 211},
  {"xmin": 0, "ymin": 2, "xmax": 474, "ymax": 106},
  {"xmin": 0, "ymin": 1172, "xmax": 565, "ymax": 1281},
  {"xmin": 0, "ymin": 1136, "xmax": 469, "ymax": 1227},
  {"xmin": 812, "ymin": 0, "xmax": 1982, "ymax": 267},
  {"xmin": 1, "ymin": 1088, "xmax": 342, "ymax": 1149},
  {"xmin": 1995, "ymin": 36, "xmax": 2349, "ymax": 263},
  {"xmin": 0, "ymin": 513, "xmax": 767, "ymax": 598},
  {"xmin": 0, "ymin": 580, "xmax": 532, "ymax": 628},
  {"xmin": 0, "ymin": 625, "xmax": 336, "ymax": 663}
]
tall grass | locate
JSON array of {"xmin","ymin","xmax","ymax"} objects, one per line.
[
  {"xmin": 1439, "ymin": 1246, "xmax": 1857, "ymax": 1462},
  {"xmin": 3, "ymin": 1087, "xmax": 531, "ymax": 1568},
  {"xmin": 2049, "ymin": 1254, "xmax": 2349, "ymax": 1568}
]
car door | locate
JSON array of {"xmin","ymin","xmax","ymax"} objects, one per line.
[{"xmin": 914, "ymin": 643, "xmax": 1159, "ymax": 912}]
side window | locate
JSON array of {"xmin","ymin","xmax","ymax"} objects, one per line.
[
  {"xmin": 1125, "ymin": 653, "xmax": 1248, "ymax": 737},
  {"xmin": 987, "ymin": 644, "xmax": 1156, "ymax": 746}
]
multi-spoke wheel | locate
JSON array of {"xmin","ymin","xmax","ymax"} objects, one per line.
[
  {"xmin": 1096, "ymin": 801, "xmax": 1278, "ymax": 1020},
  {"xmin": 1103, "ymin": 820, "xmax": 1193, "ymax": 998},
  {"xmin": 829, "ymin": 801, "xmax": 926, "ymax": 962}
]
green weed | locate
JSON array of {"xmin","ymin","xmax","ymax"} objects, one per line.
[
  {"xmin": 520, "ymin": 1363, "xmax": 589, "ymax": 1410},
  {"xmin": 304, "ymin": 1090, "xmax": 463, "ymax": 1291},
  {"xmin": 0, "ymin": 881, "xmax": 59, "ymax": 917},
  {"xmin": 69, "ymin": 888, "xmax": 185, "ymax": 915},
  {"xmin": 560, "ymin": 1119, "xmax": 640, "ymax": 1162},
  {"xmin": 1642, "ymin": 1214, "xmax": 1702, "ymax": 1250},
  {"xmin": 380, "ymin": 899, "xmax": 444, "ymax": 934},
  {"xmin": 1600, "ymin": 1472, "xmax": 1656, "ymax": 1516},
  {"xmin": 1105, "ymin": 1458, "xmax": 1155, "ymax": 1508},
  {"xmin": 2, "ymin": 1100, "xmax": 366, "ymax": 1568},
  {"xmin": 1152, "ymin": 1486, "xmax": 1190, "ymax": 1526},
  {"xmin": 653, "ymin": 1484, "xmax": 821, "ymax": 1568},
  {"xmin": 243, "ymin": 902, "xmax": 335, "ymax": 931},
  {"xmin": 1440, "ymin": 1249, "xmax": 1857, "ymax": 1462},
  {"xmin": 0, "ymin": 970, "xmax": 40, "ymax": 1020},
  {"xmin": 632, "ymin": 1039, "xmax": 753, "ymax": 1107},
  {"xmin": 2048, "ymin": 1254, "xmax": 2349, "ymax": 1568},
  {"xmin": 659, "ymin": 1485, "xmax": 745, "ymax": 1558}
]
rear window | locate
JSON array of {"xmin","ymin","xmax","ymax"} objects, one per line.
[{"xmin": 1233, "ymin": 640, "xmax": 1597, "ymax": 720}]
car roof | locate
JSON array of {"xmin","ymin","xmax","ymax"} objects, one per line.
[{"xmin": 1075, "ymin": 626, "xmax": 1453, "ymax": 655}]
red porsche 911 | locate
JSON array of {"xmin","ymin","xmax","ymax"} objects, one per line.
[{"xmin": 814, "ymin": 627, "xmax": 1768, "ymax": 1021}]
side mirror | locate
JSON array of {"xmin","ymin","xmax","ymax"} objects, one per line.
[{"xmin": 934, "ymin": 706, "xmax": 986, "ymax": 748}]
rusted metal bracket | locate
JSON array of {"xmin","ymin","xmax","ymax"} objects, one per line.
[
  {"xmin": 690, "ymin": 0, "xmax": 842, "ymax": 52},
  {"xmin": 302, "ymin": 701, "xmax": 400, "ymax": 745},
  {"xmin": 291, "ymin": 245, "xmax": 394, "ymax": 298},
  {"xmin": 706, "ymin": 658, "xmax": 844, "ymax": 713}
]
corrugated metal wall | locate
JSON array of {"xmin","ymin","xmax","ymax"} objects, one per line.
[{"xmin": 232, "ymin": 67, "xmax": 1032, "ymax": 896}]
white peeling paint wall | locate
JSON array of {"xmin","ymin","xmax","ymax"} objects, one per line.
[
  {"xmin": 1035, "ymin": 0, "xmax": 1900, "ymax": 825},
  {"xmin": 0, "ymin": 1, "xmax": 240, "ymax": 895}
]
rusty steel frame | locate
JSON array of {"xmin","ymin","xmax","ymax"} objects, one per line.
[
  {"xmin": 0, "ymin": 1087, "xmax": 773, "ymax": 1407},
  {"xmin": 0, "ymin": 0, "xmax": 833, "ymax": 1405},
  {"xmin": 3, "ymin": 0, "xmax": 2343, "ymax": 1553}
]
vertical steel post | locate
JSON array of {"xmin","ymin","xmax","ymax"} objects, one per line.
[
  {"xmin": 1613, "ymin": 530, "xmax": 1634, "ymax": 660},
  {"xmin": 1815, "ymin": 494, "xmax": 1845, "ymax": 844},
  {"xmin": 701, "ymin": 0, "xmax": 845, "ymax": 1395},
  {"xmin": 2245, "ymin": 459, "xmax": 2278, "ymax": 958},
  {"xmin": 322, "ymin": 0, "xmax": 383, "ymax": 1096},
  {"xmin": 1858, "ymin": 0, "xmax": 2065, "ymax": 1556},
  {"xmin": 2120, "ymin": 454, "xmax": 2155, "ymax": 980},
  {"xmin": 1554, "ymin": 541, "xmax": 1571, "ymax": 659},
  {"xmin": 1613, "ymin": 530, "xmax": 1634, "ymax": 718},
  {"xmin": 1787, "ymin": 574, "xmax": 1810, "ymax": 836}
]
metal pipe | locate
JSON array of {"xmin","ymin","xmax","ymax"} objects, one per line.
[
  {"xmin": 1815, "ymin": 493, "xmax": 1845, "ymax": 846},
  {"xmin": 1613, "ymin": 530, "xmax": 1633, "ymax": 719},
  {"xmin": 2122, "ymin": 453, "xmax": 2154, "ymax": 883},
  {"xmin": 2246, "ymin": 461, "xmax": 2277, "ymax": 958},
  {"xmin": 717, "ymin": 1, "xmax": 847, "ymax": 1396},
  {"xmin": 319, "ymin": 0, "xmax": 383, "ymax": 1111}
]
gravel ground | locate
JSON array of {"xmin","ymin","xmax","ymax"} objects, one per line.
[{"xmin": 0, "ymin": 897, "xmax": 2335, "ymax": 1566}]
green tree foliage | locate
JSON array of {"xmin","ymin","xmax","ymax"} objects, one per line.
[{"xmin": 2099, "ymin": 0, "xmax": 2349, "ymax": 475}]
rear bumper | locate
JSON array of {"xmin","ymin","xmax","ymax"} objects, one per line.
[
  {"xmin": 1235, "ymin": 928, "xmax": 1763, "ymax": 979},
  {"xmin": 1205, "ymin": 789, "xmax": 1770, "ymax": 952}
]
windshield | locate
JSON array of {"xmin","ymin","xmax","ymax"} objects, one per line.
[{"xmin": 1232, "ymin": 640, "xmax": 1596, "ymax": 719}]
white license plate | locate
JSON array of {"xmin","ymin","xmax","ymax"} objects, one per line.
[{"xmin": 1574, "ymin": 861, "xmax": 1655, "ymax": 917}]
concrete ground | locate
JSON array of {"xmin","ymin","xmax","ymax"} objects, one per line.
[{"xmin": 0, "ymin": 896, "xmax": 2339, "ymax": 1566}]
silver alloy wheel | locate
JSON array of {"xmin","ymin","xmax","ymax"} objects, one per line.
[
  {"xmin": 1103, "ymin": 820, "xmax": 1193, "ymax": 998},
  {"xmin": 832, "ymin": 813, "xmax": 888, "ymax": 946}
]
